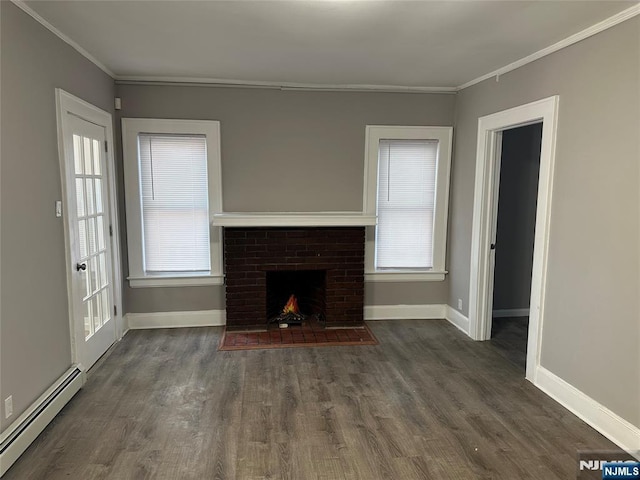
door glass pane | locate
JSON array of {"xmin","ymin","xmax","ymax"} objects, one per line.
[
  {"xmin": 83, "ymin": 137, "xmax": 93, "ymax": 175},
  {"xmin": 94, "ymin": 294, "xmax": 102, "ymax": 331},
  {"xmin": 99, "ymin": 253, "xmax": 107, "ymax": 288},
  {"xmin": 86, "ymin": 179, "xmax": 95, "ymax": 215},
  {"xmin": 95, "ymin": 179, "xmax": 104, "ymax": 213},
  {"xmin": 101, "ymin": 289, "xmax": 110, "ymax": 323},
  {"xmin": 78, "ymin": 220, "xmax": 88, "ymax": 258},
  {"xmin": 75, "ymin": 178, "xmax": 86, "ymax": 217},
  {"xmin": 97, "ymin": 216, "xmax": 105, "ymax": 251},
  {"xmin": 88, "ymin": 218, "xmax": 96, "ymax": 255},
  {"xmin": 74, "ymin": 135, "xmax": 83, "ymax": 175},
  {"xmin": 93, "ymin": 139, "xmax": 102, "ymax": 175},
  {"xmin": 89, "ymin": 218, "xmax": 97, "ymax": 255},
  {"xmin": 90, "ymin": 256, "xmax": 99, "ymax": 295},
  {"xmin": 84, "ymin": 300, "xmax": 92, "ymax": 339}
]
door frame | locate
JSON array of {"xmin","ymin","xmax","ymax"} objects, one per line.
[
  {"xmin": 55, "ymin": 89, "xmax": 124, "ymax": 367},
  {"xmin": 483, "ymin": 132, "xmax": 504, "ymax": 341},
  {"xmin": 468, "ymin": 96, "xmax": 559, "ymax": 382}
]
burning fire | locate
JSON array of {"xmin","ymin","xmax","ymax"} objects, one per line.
[{"xmin": 282, "ymin": 294, "xmax": 300, "ymax": 315}]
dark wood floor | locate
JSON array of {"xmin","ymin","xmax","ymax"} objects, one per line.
[
  {"xmin": 490, "ymin": 316, "xmax": 529, "ymax": 371},
  {"xmin": 5, "ymin": 320, "xmax": 619, "ymax": 479}
]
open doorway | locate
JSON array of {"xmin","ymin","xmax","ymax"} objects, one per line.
[
  {"xmin": 490, "ymin": 123, "xmax": 542, "ymax": 371},
  {"xmin": 468, "ymin": 96, "xmax": 559, "ymax": 382}
]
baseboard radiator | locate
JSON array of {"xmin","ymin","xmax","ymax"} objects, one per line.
[{"xmin": 0, "ymin": 366, "xmax": 85, "ymax": 476}]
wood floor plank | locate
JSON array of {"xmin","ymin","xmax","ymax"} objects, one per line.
[{"xmin": 3, "ymin": 320, "xmax": 623, "ymax": 479}]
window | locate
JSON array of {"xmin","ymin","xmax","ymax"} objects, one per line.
[
  {"xmin": 122, "ymin": 119, "xmax": 223, "ymax": 287},
  {"xmin": 364, "ymin": 126, "xmax": 452, "ymax": 281}
]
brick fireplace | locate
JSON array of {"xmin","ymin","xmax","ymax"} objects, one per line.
[{"xmin": 223, "ymin": 227, "xmax": 365, "ymax": 329}]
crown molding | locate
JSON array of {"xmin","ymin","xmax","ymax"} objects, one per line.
[
  {"xmin": 11, "ymin": 0, "xmax": 115, "ymax": 78},
  {"xmin": 457, "ymin": 3, "xmax": 640, "ymax": 91},
  {"xmin": 114, "ymin": 77, "xmax": 457, "ymax": 94}
]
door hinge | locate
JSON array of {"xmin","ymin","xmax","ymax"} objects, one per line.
[
  {"xmin": 109, "ymin": 225, "xmax": 113, "ymax": 237},
  {"xmin": 114, "ymin": 305, "xmax": 117, "ymax": 316},
  {"xmin": 104, "ymin": 140, "xmax": 108, "ymax": 153}
]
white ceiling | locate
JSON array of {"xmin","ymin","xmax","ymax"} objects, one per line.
[{"xmin": 23, "ymin": 1, "xmax": 638, "ymax": 89}]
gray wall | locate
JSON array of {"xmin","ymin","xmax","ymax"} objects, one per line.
[
  {"xmin": 1, "ymin": 3, "xmax": 115, "ymax": 430},
  {"xmin": 492, "ymin": 124, "xmax": 542, "ymax": 312},
  {"xmin": 449, "ymin": 18, "xmax": 640, "ymax": 426},
  {"xmin": 115, "ymin": 84, "xmax": 455, "ymax": 313}
]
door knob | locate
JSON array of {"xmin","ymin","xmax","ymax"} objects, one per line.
[{"xmin": 76, "ymin": 262, "xmax": 87, "ymax": 271}]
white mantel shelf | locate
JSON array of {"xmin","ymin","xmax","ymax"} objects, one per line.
[{"xmin": 212, "ymin": 212, "xmax": 377, "ymax": 227}]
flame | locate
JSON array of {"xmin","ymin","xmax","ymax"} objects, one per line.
[{"xmin": 282, "ymin": 294, "xmax": 300, "ymax": 315}]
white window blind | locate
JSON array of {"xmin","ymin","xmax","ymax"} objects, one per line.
[
  {"xmin": 138, "ymin": 134, "xmax": 210, "ymax": 274},
  {"xmin": 376, "ymin": 139, "xmax": 438, "ymax": 269}
]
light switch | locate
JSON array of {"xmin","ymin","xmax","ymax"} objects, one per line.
[{"xmin": 55, "ymin": 201, "xmax": 62, "ymax": 217}]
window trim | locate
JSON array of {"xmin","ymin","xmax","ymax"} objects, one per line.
[
  {"xmin": 122, "ymin": 118, "xmax": 223, "ymax": 287},
  {"xmin": 363, "ymin": 125, "xmax": 453, "ymax": 282}
]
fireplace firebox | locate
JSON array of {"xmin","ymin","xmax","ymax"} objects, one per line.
[{"xmin": 266, "ymin": 270, "xmax": 326, "ymax": 325}]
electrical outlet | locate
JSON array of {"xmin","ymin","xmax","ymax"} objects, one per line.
[
  {"xmin": 457, "ymin": 298, "xmax": 463, "ymax": 310},
  {"xmin": 5, "ymin": 395, "xmax": 13, "ymax": 418}
]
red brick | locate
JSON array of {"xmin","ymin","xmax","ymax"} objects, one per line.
[{"xmin": 224, "ymin": 227, "xmax": 365, "ymax": 328}]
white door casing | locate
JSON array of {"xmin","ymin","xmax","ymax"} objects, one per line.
[
  {"xmin": 468, "ymin": 95, "xmax": 559, "ymax": 383},
  {"xmin": 484, "ymin": 132, "xmax": 504, "ymax": 340},
  {"xmin": 56, "ymin": 89, "xmax": 124, "ymax": 370}
]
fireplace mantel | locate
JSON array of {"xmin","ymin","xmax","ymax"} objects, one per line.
[{"xmin": 212, "ymin": 212, "xmax": 377, "ymax": 227}]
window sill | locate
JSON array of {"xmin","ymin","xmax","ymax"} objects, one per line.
[
  {"xmin": 128, "ymin": 274, "xmax": 225, "ymax": 288},
  {"xmin": 365, "ymin": 270, "xmax": 447, "ymax": 282}
]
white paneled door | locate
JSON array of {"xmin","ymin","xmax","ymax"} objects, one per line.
[{"xmin": 63, "ymin": 114, "xmax": 116, "ymax": 369}]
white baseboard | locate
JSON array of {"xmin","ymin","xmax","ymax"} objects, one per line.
[
  {"xmin": 128, "ymin": 306, "xmax": 454, "ymax": 327},
  {"xmin": 0, "ymin": 366, "xmax": 85, "ymax": 476},
  {"xmin": 492, "ymin": 308, "xmax": 530, "ymax": 318},
  {"xmin": 126, "ymin": 309, "xmax": 226, "ymax": 329},
  {"xmin": 535, "ymin": 366, "xmax": 640, "ymax": 455},
  {"xmin": 445, "ymin": 305, "xmax": 470, "ymax": 335},
  {"xmin": 364, "ymin": 304, "xmax": 446, "ymax": 321},
  {"xmin": 121, "ymin": 313, "xmax": 130, "ymax": 335}
]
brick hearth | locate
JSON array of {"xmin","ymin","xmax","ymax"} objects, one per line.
[{"xmin": 224, "ymin": 227, "xmax": 365, "ymax": 328}]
